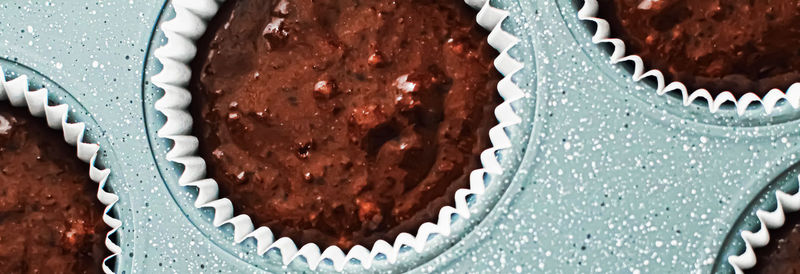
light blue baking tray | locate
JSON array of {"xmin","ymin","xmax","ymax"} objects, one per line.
[{"xmin": 1, "ymin": 0, "xmax": 798, "ymax": 273}]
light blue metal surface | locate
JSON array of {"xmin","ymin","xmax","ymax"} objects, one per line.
[{"xmin": 1, "ymin": 0, "xmax": 797, "ymax": 273}]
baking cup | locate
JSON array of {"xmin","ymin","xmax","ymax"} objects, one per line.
[
  {"xmin": 0, "ymin": 65, "xmax": 122, "ymax": 274},
  {"xmin": 151, "ymin": 0, "xmax": 523, "ymax": 271},
  {"xmin": 727, "ymin": 177, "xmax": 800, "ymax": 274},
  {"xmin": 576, "ymin": 0, "xmax": 800, "ymax": 115}
]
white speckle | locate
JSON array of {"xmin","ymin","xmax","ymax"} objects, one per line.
[
  {"xmin": 637, "ymin": 0, "xmax": 659, "ymax": 10},
  {"xmin": 92, "ymin": 61, "xmax": 99, "ymax": 68},
  {"xmin": 262, "ymin": 17, "xmax": 285, "ymax": 36},
  {"xmin": 314, "ymin": 80, "xmax": 328, "ymax": 91},
  {"xmin": 394, "ymin": 74, "xmax": 417, "ymax": 93},
  {"xmin": 273, "ymin": 0, "xmax": 290, "ymax": 15},
  {"xmin": 0, "ymin": 115, "xmax": 10, "ymax": 134}
]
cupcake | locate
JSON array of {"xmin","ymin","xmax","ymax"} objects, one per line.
[
  {"xmin": 747, "ymin": 212, "xmax": 800, "ymax": 273},
  {"xmin": 594, "ymin": 0, "xmax": 800, "ymax": 97},
  {"xmin": 0, "ymin": 104, "xmax": 106, "ymax": 273},
  {"xmin": 187, "ymin": 0, "xmax": 501, "ymax": 249}
]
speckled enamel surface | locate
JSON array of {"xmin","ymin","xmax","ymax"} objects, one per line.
[{"xmin": 0, "ymin": 0, "xmax": 798, "ymax": 273}]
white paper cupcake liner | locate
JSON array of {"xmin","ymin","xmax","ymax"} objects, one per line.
[
  {"xmin": 0, "ymin": 65, "xmax": 121, "ymax": 274},
  {"xmin": 151, "ymin": 0, "xmax": 524, "ymax": 271},
  {"xmin": 577, "ymin": 0, "xmax": 800, "ymax": 115},
  {"xmin": 727, "ymin": 177, "xmax": 800, "ymax": 274}
]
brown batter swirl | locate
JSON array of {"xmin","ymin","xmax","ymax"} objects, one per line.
[
  {"xmin": 189, "ymin": 0, "xmax": 501, "ymax": 248},
  {"xmin": 0, "ymin": 105, "xmax": 106, "ymax": 273},
  {"xmin": 597, "ymin": 0, "xmax": 800, "ymax": 96},
  {"xmin": 748, "ymin": 212, "xmax": 800, "ymax": 273}
]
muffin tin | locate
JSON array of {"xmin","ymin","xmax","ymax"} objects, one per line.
[{"xmin": 1, "ymin": 0, "xmax": 799, "ymax": 273}]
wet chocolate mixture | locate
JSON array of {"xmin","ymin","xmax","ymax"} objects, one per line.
[
  {"xmin": 597, "ymin": 0, "xmax": 800, "ymax": 96},
  {"xmin": 0, "ymin": 105, "xmax": 106, "ymax": 273},
  {"xmin": 189, "ymin": 0, "xmax": 501, "ymax": 248},
  {"xmin": 748, "ymin": 212, "xmax": 800, "ymax": 274}
]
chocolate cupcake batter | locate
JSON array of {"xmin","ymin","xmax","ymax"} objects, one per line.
[
  {"xmin": 748, "ymin": 212, "xmax": 800, "ymax": 274},
  {"xmin": 597, "ymin": 0, "xmax": 800, "ymax": 96},
  {"xmin": 0, "ymin": 105, "xmax": 106, "ymax": 273},
  {"xmin": 190, "ymin": 0, "xmax": 500, "ymax": 248}
]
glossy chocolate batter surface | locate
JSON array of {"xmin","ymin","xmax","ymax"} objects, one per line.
[
  {"xmin": 190, "ymin": 0, "xmax": 500, "ymax": 248},
  {"xmin": 0, "ymin": 105, "xmax": 105, "ymax": 273},
  {"xmin": 748, "ymin": 212, "xmax": 800, "ymax": 274},
  {"xmin": 597, "ymin": 0, "xmax": 800, "ymax": 96}
]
